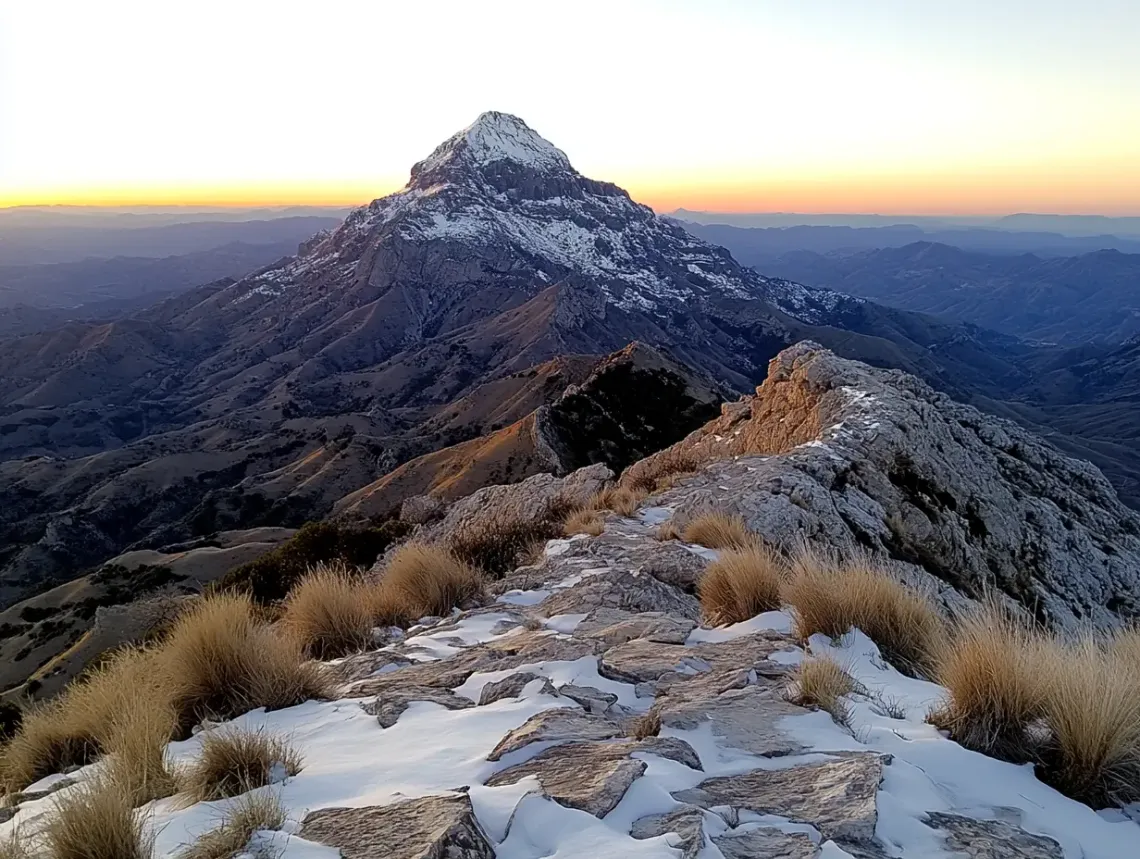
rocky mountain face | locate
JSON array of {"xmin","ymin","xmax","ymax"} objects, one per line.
[{"xmin": 0, "ymin": 111, "xmax": 1061, "ymax": 614}]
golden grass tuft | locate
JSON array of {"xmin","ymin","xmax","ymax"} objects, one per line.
[
  {"xmin": 380, "ymin": 543, "xmax": 483, "ymax": 620},
  {"xmin": 282, "ymin": 563, "xmax": 374, "ymax": 659},
  {"xmin": 783, "ymin": 548, "xmax": 946, "ymax": 676},
  {"xmin": 628, "ymin": 709, "xmax": 661, "ymax": 740},
  {"xmin": 178, "ymin": 791, "xmax": 287, "ymax": 859},
  {"xmin": 655, "ymin": 519, "xmax": 683, "ymax": 542},
  {"xmin": 698, "ymin": 543, "xmax": 784, "ymax": 625},
  {"xmin": 563, "ymin": 507, "xmax": 604, "ymax": 537},
  {"xmin": 0, "ymin": 829, "xmax": 30, "ymax": 859},
  {"xmin": 594, "ymin": 486, "xmax": 644, "ymax": 518},
  {"xmin": 44, "ymin": 777, "xmax": 154, "ymax": 859},
  {"xmin": 682, "ymin": 512, "xmax": 756, "ymax": 550},
  {"xmin": 621, "ymin": 448, "xmax": 702, "ymax": 494},
  {"xmin": 180, "ymin": 727, "xmax": 302, "ymax": 803},
  {"xmin": 103, "ymin": 694, "xmax": 178, "ymax": 807},
  {"xmin": 790, "ymin": 656, "xmax": 859, "ymax": 724},
  {"xmin": 928, "ymin": 605, "xmax": 1051, "ymax": 761},
  {"xmin": 447, "ymin": 496, "xmax": 576, "ymax": 576},
  {"xmin": 161, "ymin": 593, "xmax": 330, "ymax": 735},
  {"xmin": 1038, "ymin": 637, "xmax": 1140, "ymax": 807}
]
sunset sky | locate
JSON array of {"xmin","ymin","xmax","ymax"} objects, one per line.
[{"xmin": 2, "ymin": 0, "xmax": 1138, "ymax": 214}]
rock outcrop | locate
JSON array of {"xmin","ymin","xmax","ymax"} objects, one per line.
[{"xmin": 631, "ymin": 342, "xmax": 1140, "ymax": 628}]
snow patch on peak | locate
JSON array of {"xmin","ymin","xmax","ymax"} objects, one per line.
[{"xmin": 416, "ymin": 111, "xmax": 572, "ymax": 174}]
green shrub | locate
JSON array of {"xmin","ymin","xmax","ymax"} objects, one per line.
[{"xmin": 210, "ymin": 520, "xmax": 410, "ymax": 603}]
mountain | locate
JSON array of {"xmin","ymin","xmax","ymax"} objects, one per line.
[
  {"xmin": 677, "ymin": 219, "xmax": 1140, "ymax": 260},
  {"xmin": 0, "ymin": 110, "xmax": 1134, "ymax": 620},
  {"xmin": 750, "ymin": 242, "xmax": 1140, "ymax": 345}
]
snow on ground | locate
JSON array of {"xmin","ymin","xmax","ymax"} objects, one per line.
[{"xmin": 4, "ymin": 555, "xmax": 1140, "ymax": 859}]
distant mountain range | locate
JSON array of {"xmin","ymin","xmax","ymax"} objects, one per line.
[
  {"xmin": 677, "ymin": 219, "xmax": 1140, "ymax": 258},
  {"xmin": 728, "ymin": 241, "xmax": 1140, "ymax": 346},
  {"xmin": 3, "ymin": 111, "xmax": 1140, "ymax": 625}
]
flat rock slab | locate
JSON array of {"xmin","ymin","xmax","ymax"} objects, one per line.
[
  {"xmin": 713, "ymin": 828, "xmax": 820, "ymax": 859},
  {"xmin": 576, "ymin": 611, "xmax": 697, "ymax": 648},
  {"xmin": 360, "ymin": 685, "xmax": 473, "ymax": 728},
  {"xmin": 631, "ymin": 807, "xmax": 707, "ymax": 859},
  {"xmin": 487, "ymin": 708, "xmax": 623, "ymax": 761},
  {"xmin": 477, "ymin": 672, "xmax": 555, "ymax": 706},
  {"xmin": 658, "ymin": 684, "xmax": 806, "ymax": 757},
  {"xmin": 673, "ymin": 753, "xmax": 885, "ymax": 847},
  {"xmin": 926, "ymin": 812, "xmax": 1064, "ymax": 859},
  {"xmin": 538, "ymin": 568, "xmax": 701, "ymax": 620},
  {"xmin": 486, "ymin": 737, "xmax": 702, "ymax": 818},
  {"xmin": 300, "ymin": 794, "xmax": 494, "ymax": 859},
  {"xmin": 556, "ymin": 683, "xmax": 618, "ymax": 714},
  {"xmin": 599, "ymin": 638, "xmax": 712, "ymax": 685}
]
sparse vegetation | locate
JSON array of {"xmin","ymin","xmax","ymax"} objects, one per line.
[
  {"xmin": 698, "ymin": 542, "xmax": 783, "ymax": 625},
  {"xmin": 1037, "ymin": 636, "xmax": 1140, "ymax": 807},
  {"xmin": 593, "ymin": 486, "xmax": 644, "ymax": 518},
  {"xmin": 282, "ymin": 563, "xmax": 374, "ymax": 659},
  {"xmin": 178, "ymin": 791, "xmax": 287, "ymax": 859},
  {"xmin": 928, "ymin": 605, "xmax": 1051, "ymax": 762},
  {"xmin": 621, "ymin": 447, "xmax": 702, "ymax": 494},
  {"xmin": 210, "ymin": 520, "xmax": 410, "ymax": 604},
  {"xmin": 783, "ymin": 548, "xmax": 946, "ymax": 676},
  {"xmin": 790, "ymin": 656, "xmax": 858, "ymax": 725},
  {"xmin": 563, "ymin": 507, "xmax": 604, "ymax": 537},
  {"xmin": 161, "ymin": 593, "xmax": 330, "ymax": 735},
  {"xmin": 655, "ymin": 518, "xmax": 683, "ymax": 542},
  {"xmin": 180, "ymin": 728, "xmax": 302, "ymax": 803},
  {"xmin": 0, "ymin": 830, "xmax": 29, "ymax": 859},
  {"xmin": 628, "ymin": 709, "xmax": 661, "ymax": 739},
  {"xmin": 380, "ymin": 544, "xmax": 483, "ymax": 619},
  {"xmin": 682, "ymin": 512, "xmax": 756, "ymax": 550},
  {"xmin": 103, "ymin": 694, "xmax": 178, "ymax": 806},
  {"xmin": 43, "ymin": 776, "xmax": 154, "ymax": 859}
]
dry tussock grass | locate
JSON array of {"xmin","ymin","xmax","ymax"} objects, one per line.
[
  {"xmin": 655, "ymin": 519, "xmax": 683, "ymax": 542},
  {"xmin": 448, "ymin": 496, "xmax": 576, "ymax": 575},
  {"xmin": 784, "ymin": 548, "xmax": 945, "ymax": 676},
  {"xmin": 563, "ymin": 507, "xmax": 604, "ymax": 537},
  {"xmin": 282, "ymin": 563, "xmax": 374, "ymax": 659},
  {"xmin": 698, "ymin": 543, "xmax": 784, "ymax": 625},
  {"xmin": 104, "ymin": 694, "xmax": 177, "ymax": 806},
  {"xmin": 44, "ymin": 776, "xmax": 153, "ymax": 859},
  {"xmin": 593, "ymin": 486, "xmax": 644, "ymax": 518},
  {"xmin": 791, "ymin": 656, "xmax": 858, "ymax": 724},
  {"xmin": 622, "ymin": 448, "xmax": 702, "ymax": 494},
  {"xmin": 180, "ymin": 728, "xmax": 302, "ymax": 803},
  {"xmin": 682, "ymin": 512, "xmax": 756, "ymax": 550},
  {"xmin": 178, "ymin": 791, "xmax": 286, "ymax": 859},
  {"xmin": 161, "ymin": 593, "xmax": 330, "ymax": 734},
  {"xmin": 380, "ymin": 543, "xmax": 483, "ymax": 620},
  {"xmin": 1038, "ymin": 636, "xmax": 1140, "ymax": 807},
  {"xmin": 628, "ymin": 709, "xmax": 661, "ymax": 739},
  {"xmin": 0, "ymin": 830, "xmax": 29, "ymax": 859},
  {"xmin": 928, "ymin": 605, "xmax": 1051, "ymax": 762}
]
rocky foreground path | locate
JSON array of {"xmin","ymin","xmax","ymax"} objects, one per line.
[{"xmin": 114, "ymin": 507, "xmax": 1134, "ymax": 859}]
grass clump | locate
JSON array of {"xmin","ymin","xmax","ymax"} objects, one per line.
[
  {"xmin": 161, "ymin": 593, "xmax": 330, "ymax": 735},
  {"xmin": 181, "ymin": 728, "xmax": 301, "ymax": 803},
  {"xmin": 928, "ymin": 605, "xmax": 1051, "ymax": 762},
  {"xmin": 682, "ymin": 512, "xmax": 756, "ymax": 550},
  {"xmin": 790, "ymin": 656, "xmax": 859, "ymax": 725},
  {"xmin": 103, "ymin": 695, "xmax": 178, "ymax": 806},
  {"xmin": 0, "ymin": 830, "xmax": 30, "ymax": 859},
  {"xmin": 0, "ymin": 699, "xmax": 98, "ymax": 793},
  {"xmin": 563, "ymin": 507, "xmax": 604, "ymax": 537},
  {"xmin": 380, "ymin": 544, "xmax": 483, "ymax": 620},
  {"xmin": 621, "ymin": 448, "xmax": 702, "ymax": 494},
  {"xmin": 281, "ymin": 563, "xmax": 374, "ymax": 659},
  {"xmin": 1037, "ymin": 636, "xmax": 1140, "ymax": 808},
  {"xmin": 178, "ymin": 791, "xmax": 287, "ymax": 859},
  {"xmin": 784, "ymin": 548, "xmax": 945, "ymax": 676},
  {"xmin": 698, "ymin": 543, "xmax": 784, "ymax": 625},
  {"xmin": 44, "ymin": 777, "xmax": 154, "ymax": 859},
  {"xmin": 628, "ymin": 709, "xmax": 661, "ymax": 740},
  {"xmin": 211, "ymin": 519, "xmax": 410, "ymax": 604},
  {"xmin": 593, "ymin": 486, "xmax": 644, "ymax": 518}
]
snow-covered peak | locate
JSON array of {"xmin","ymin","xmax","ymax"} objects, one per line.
[{"xmin": 413, "ymin": 111, "xmax": 572, "ymax": 178}]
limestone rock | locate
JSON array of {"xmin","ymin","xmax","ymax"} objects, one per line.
[
  {"xmin": 630, "ymin": 807, "xmax": 707, "ymax": 859},
  {"xmin": 486, "ymin": 737, "xmax": 701, "ymax": 818},
  {"xmin": 477, "ymin": 672, "xmax": 555, "ymax": 706},
  {"xmin": 300, "ymin": 794, "xmax": 494, "ymax": 859},
  {"xmin": 673, "ymin": 753, "xmax": 885, "ymax": 847},
  {"xmin": 925, "ymin": 812, "xmax": 1064, "ymax": 859},
  {"xmin": 360, "ymin": 686, "xmax": 473, "ymax": 728},
  {"xmin": 575, "ymin": 611, "xmax": 697, "ymax": 647},
  {"xmin": 713, "ymin": 829, "xmax": 820, "ymax": 859},
  {"xmin": 637, "ymin": 343, "xmax": 1140, "ymax": 628},
  {"xmin": 555, "ymin": 683, "xmax": 618, "ymax": 714},
  {"xmin": 537, "ymin": 567, "xmax": 701, "ymax": 620},
  {"xmin": 658, "ymin": 684, "xmax": 805, "ymax": 757},
  {"xmin": 487, "ymin": 708, "xmax": 622, "ymax": 761}
]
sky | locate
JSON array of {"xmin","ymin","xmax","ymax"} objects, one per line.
[{"xmin": 1, "ymin": 0, "xmax": 1138, "ymax": 215}]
